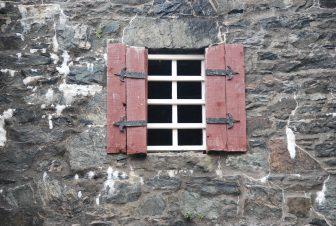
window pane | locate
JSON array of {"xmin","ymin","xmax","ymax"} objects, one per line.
[
  {"xmin": 178, "ymin": 105, "xmax": 202, "ymax": 123},
  {"xmin": 148, "ymin": 129, "xmax": 172, "ymax": 146},
  {"xmin": 148, "ymin": 60, "xmax": 172, "ymax": 76},
  {"xmin": 177, "ymin": 82, "xmax": 201, "ymax": 99},
  {"xmin": 178, "ymin": 129, "xmax": 202, "ymax": 145},
  {"xmin": 177, "ymin": 60, "xmax": 201, "ymax": 76},
  {"xmin": 148, "ymin": 105, "xmax": 172, "ymax": 123},
  {"xmin": 148, "ymin": 82, "xmax": 172, "ymax": 99}
]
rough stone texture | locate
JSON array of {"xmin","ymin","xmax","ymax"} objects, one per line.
[
  {"xmin": 287, "ymin": 196, "xmax": 311, "ymax": 217},
  {"xmin": 0, "ymin": 0, "xmax": 335, "ymax": 225}
]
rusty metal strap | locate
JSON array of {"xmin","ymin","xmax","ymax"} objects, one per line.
[
  {"xmin": 206, "ymin": 113, "xmax": 239, "ymax": 129},
  {"xmin": 206, "ymin": 66, "xmax": 239, "ymax": 80},
  {"xmin": 115, "ymin": 68, "xmax": 146, "ymax": 81},
  {"xmin": 114, "ymin": 120, "xmax": 147, "ymax": 132}
]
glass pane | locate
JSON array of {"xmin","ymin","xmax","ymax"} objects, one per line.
[
  {"xmin": 178, "ymin": 129, "xmax": 202, "ymax": 145},
  {"xmin": 177, "ymin": 82, "xmax": 201, "ymax": 99},
  {"xmin": 148, "ymin": 129, "xmax": 172, "ymax": 146},
  {"xmin": 148, "ymin": 105, "xmax": 172, "ymax": 123},
  {"xmin": 148, "ymin": 82, "xmax": 172, "ymax": 99},
  {"xmin": 178, "ymin": 105, "xmax": 202, "ymax": 123},
  {"xmin": 148, "ymin": 60, "xmax": 172, "ymax": 76},
  {"xmin": 177, "ymin": 60, "xmax": 201, "ymax": 76}
]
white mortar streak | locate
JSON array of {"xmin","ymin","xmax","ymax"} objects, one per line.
[
  {"xmin": 121, "ymin": 14, "xmax": 138, "ymax": 44},
  {"xmin": 286, "ymin": 92, "xmax": 298, "ymax": 159},
  {"xmin": 316, "ymin": 175, "xmax": 330, "ymax": 205}
]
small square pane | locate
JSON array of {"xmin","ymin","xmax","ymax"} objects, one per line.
[
  {"xmin": 177, "ymin": 60, "xmax": 201, "ymax": 76},
  {"xmin": 177, "ymin": 82, "xmax": 202, "ymax": 99},
  {"xmin": 148, "ymin": 129, "xmax": 172, "ymax": 146},
  {"xmin": 148, "ymin": 82, "xmax": 172, "ymax": 99},
  {"xmin": 178, "ymin": 129, "xmax": 202, "ymax": 145},
  {"xmin": 178, "ymin": 105, "xmax": 202, "ymax": 123},
  {"xmin": 148, "ymin": 60, "xmax": 172, "ymax": 76},
  {"xmin": 148, "ymin": 105, "xmax": 172, "ymax": 123}
]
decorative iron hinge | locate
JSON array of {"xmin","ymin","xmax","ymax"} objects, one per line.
[
  {"xmin": 115, "ymin": 68, "xmax": 146, "ymax": 81},
  {"xmin": 206, "ymin": 113, "xmax": 240, "ymax": 129},
  {"xmin": 206, "ymin": 66, "xmax": 239, "ymax": 80},
  {"xmin": 113, "ymin": 118, "xmax": 147, "ymax": 132}
]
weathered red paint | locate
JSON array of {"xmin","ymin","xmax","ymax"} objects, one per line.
[
  {"xmin": 205, "ymin": 44, "xmax": 228, "ymax": 152},
  {"xmin": 126, "ymin": 47, "xmax": 148, "ymax": 155},
  {"xmin": 106, "ymin": 43, "xmax": 126, "ymax": 153},
  {"xmin": 225, "ymin": 44, "xmax": 247, "ymax": 152}
]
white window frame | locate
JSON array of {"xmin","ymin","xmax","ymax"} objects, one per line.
[{"xmin": 147, "ymin": 54, "xmax": 206, "ymax": 152}]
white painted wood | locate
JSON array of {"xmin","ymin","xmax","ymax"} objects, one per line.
[
  {"xmin": 147, "ymin": 56, "xmax": 206, "ymax": 151},
  {"xmin": 148, "ymin": 54, "xmax": 204, "ymax": 60},
  {"xmin": 148, "ymin": 76, "xmax": 204, "ymax": 81},
  {"xmin": 148, "ymin": 99, "xmax": 205, "ymax": 105},
  {"xmin": 147, "ymin": 123, "xmax": 206, "ymax": 129},
  {"xmin": 147, "ymin": 145, "xmax": 206, "ymax": 151}
]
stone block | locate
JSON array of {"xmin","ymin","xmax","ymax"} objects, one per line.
[
  {"xmin": 269, "ymin": 139, "xmax": 322, "ymax": 174},
  {"xmin": 123, "ymin": 17, "xmax": 219, "ymax": 49},
  {"xmin": 186, "ymin": 176, "xmax": 241, "ymax": 196},
  {"xmin": 147, "ymin": 175, "xmax": 181, "ymax": 190},
  {"xmin": 138, "ymin": 195, "xmax": 166, "ymax": 216},
  {"xmin": 287, "ymin": 197, "xmax": 311, "ymax": 217}
]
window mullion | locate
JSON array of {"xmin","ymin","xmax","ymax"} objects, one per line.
[{"xmin": 172, "ymin": 60, "xmax": 178, "ymax": 147}]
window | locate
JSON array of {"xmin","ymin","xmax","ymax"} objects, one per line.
[
  {"xmin": 106, "ymin": 43, "xmax": 246, "ymax": 155},
  {"xmin": 147, "ymin": 55, "xmax": 206, "ymax": 151}
]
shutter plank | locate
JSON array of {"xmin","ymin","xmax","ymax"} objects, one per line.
[
  {"xmin": 126, "ymin": 47, "xmax": 148, "ymax": 154},
  {"xmin": 205, "ymin": 44, "xmax": 228, "ymax": 152},
  {"xmin": 225, "ymin": 44, "xmax": 247, "ymax": 152},
  {"xmin": 107, "ymin": 43, "xmax": 127, "ymax": 153}
]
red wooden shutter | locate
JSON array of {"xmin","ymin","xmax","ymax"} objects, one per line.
[
  {"xmin": 225, "ymin": 44, "xmax": 247, "ymax": 152},
  {"xmin": 205, "ymin": 44, "xmax": 246, "ymax": 152},
  {"xmin": 126, "ymin": 47, "xmax": 148, "ymax": 154},
  {"xmin": 107, "ymin": 43, "xmax": 126, "ymax": 153},
  {"xmin": 107, "ymin": 44, "xmax": 148, "ymax": 155}
]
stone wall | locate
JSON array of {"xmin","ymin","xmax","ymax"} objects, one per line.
[{"xmin": 0, "ymin": 0, "xmax": 335, "ymax": 225}]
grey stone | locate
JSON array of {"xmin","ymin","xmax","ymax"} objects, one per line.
[
  {"xmin": 102, "ymin": 181, "xmax": 142, "ymax": 204},
  {"xmin": 138, "ymin": 195, "xmax": 166, "ymax": 216},
  {"xmin": 90, "ymin": 221, "xmax": 113, "ymax": 226},
  {"xmin": 179, "ymin": 191, "xmax": 237, "ymax": 220},
  {"xmin": 309, "ymin": 218, "xmax": 330, "ymax": 226},
  {"xmin": 103, "ymin": 21, "xmax": 120, "ymax": 34},
  {"xmin": 123, "ymin": 17, "xmax": 219, "ymax": 49},
  {"xmin": 152, "ymin": 0, "xmax": 183, "ymax": 16},
  {"xmin": 67, "ymin": 127, "xmax": 108, "ymax": 171},
  {"xmin": 10, "ymin": 184, "xmax": 36, "ymax": 207},
  {"xmin": 0, "ymin": 207, "xmax": 44, "ymax": 226},
  {"xmin": 147, "ymin": 175, "xmax": 181, "ymax": 190},
  {"xmin": 186, "ymin": 176, "xmax": 241, "ymax": 196},
  {"xmin": 0, "ymin": 53, "xmax": 51, "ymax": 67},
  {"xmin": 320, "ymin": 0, "xmax": 336, "ymax": 8},
  {"xmin": 110, "ymin": 0, "xmax": 151, "ymax": 5},
  {"xmin": 68, "ymin": 64, "xmax": 105, "ymax": 85},
  {"xmin": 316, "ymin": 143, "xmax": 336, "ymax": 157},
  {"xmin": 257, "ymin": 52, "xmax": 278, "ymax": 60}
]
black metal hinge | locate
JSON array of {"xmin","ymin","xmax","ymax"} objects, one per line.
[
  {"xmin": 113, "ymin": 118, "xmax": 147, "ymax": 132},
  {"xmin": 206, "ymin": 113, "xmax": 240, "ymax": 129},
  {"xmin": 115, "ymin": 68, "xmax": 146, "ymax": 81},
  {"xmin": 206, "ymin": 66, "xmax": 239, "ymax": 80}
]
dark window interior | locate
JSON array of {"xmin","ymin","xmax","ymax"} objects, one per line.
[
  {"xmin": 177, "ymin": 82, "xmax": 201, "ymax": 99},
  {"xmin": 148, "ymin": 60, "xmax": 171, "ymax": 76},
  {"xmin": 148, "ymin": 105, "xmax": 172, "ymax": 123},
  {"xmin": 177, "ymin": 60, "xmax": 201, "ymax": 76},
  {"xmin": 148, "ymin": 129, "xmax": 172, "ymax": 145},
  {"xmin": 178, "ymin": 105, "xmax": 202, "ymax": 123},
  {"xmin": 178, "ymin": 129, "xmax": 202, "ymax": 145},
  {"xmin": 148, "ymin": 82, "xmax": 172, "ymax": 99}
]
